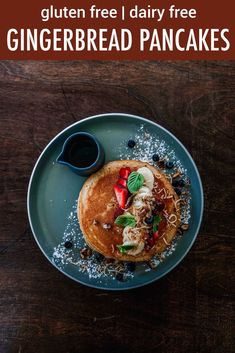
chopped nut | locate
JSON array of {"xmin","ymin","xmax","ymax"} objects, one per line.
[
  {"xmin": 180, "ymin": 199, "xmax": 187, "ymax": 205},
  {"xmin": 103, "ymin": 223, "xmax": 112, "ymax": 230},
  {"xmin": 80, "ymin": 247, "xmax": 92, "ymax": 259},
  {"xmin": 181, "ymin": 224, "xmax": 189, "ymax": 231},
  {"xmin": 172, "ymin": 171, "xmax": 181, "ymax": 179},
  {"xmin": 162, "ymin": 237, "xmax": 170, "ymax": 246}
]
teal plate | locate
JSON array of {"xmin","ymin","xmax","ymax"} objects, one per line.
[{"xmin": 27, "ymin": 113, "xmax": 203, "ymax": 290}]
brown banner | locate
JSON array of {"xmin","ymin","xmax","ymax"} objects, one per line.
[{"xmin": 1, "ymin": 0, "xmax": 234, "ymax": 59}]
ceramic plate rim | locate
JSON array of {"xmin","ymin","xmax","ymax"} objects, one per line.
[{"xmin": 27, "ymin": 113, "xmax": 204, "ymax": 290}]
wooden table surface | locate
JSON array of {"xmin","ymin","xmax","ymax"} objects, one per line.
[{"xmin": 0, "ymin": 61, "xmax": 234, "ymax": 353}]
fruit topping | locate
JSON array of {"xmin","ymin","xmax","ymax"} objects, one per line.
[
  {"xmin": 137, "ymin": 186, "xmax": 152, "ymax": 198},
  {"xmin": 147, "ymin": 229, "xmax": 159, "ymax": 248},
  {"xmin": 172, "ymin": 179, "xmax": 185, "ymax": 187},
  {"xmin": 137, "ymin": 167, "xmax": 154, "ymax": 190},
  {"xmin": 114, "ymin": 168, "xmax": 132, "ymax": 210},
  {"xmin": 166, "ymin": 161, "xmax": 174, "ymax": 169},
  {"xmin": 114, "ymin": 184, "xmax": 128, "ymax": 208},
  {"xmin": 153, "ymin": 231, "xmax": 159, "ymax": 240},
  {"xmin": 64, "ymin": 241, "xmax": 73, "ymax": 249},
  {"xmin": 119, "ymin": 167, "xmax": 131, "ymax": 180},
  {"xmin": 172, "ymin": 180, "xmax": 180, "ymax": 187},
  {"xmin": 117, "ymin": 177, "xmax": 127, "ymax": 188},
  {"xmin": 145, "ymin": 216, "xmax": 154, "ymax": 224},
  {"xmin": 154, "ymin": 201, "xmax": 164, "ymax": 212},
  {"xmin": 152, "ymin": 153, "xmax": 160, "ymax": 162},
  {"xmin": 174, "ymin": 187, "xmax": 182, "ymax": 196},
  {"xmin": 147, "ymin": 237, "xmax": 155, "ymax": 247},
  {"xmin": 178, "ymin": 179, "xmax": 185, "ymax": 187},
  {"xmin": 127, "ymin": 139, "xmax": 136, "ymax": 148}
]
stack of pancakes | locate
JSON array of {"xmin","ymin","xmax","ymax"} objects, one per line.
[{"xmin": 78, "ymin": 160, "xmax": 180, "ymax": 262}]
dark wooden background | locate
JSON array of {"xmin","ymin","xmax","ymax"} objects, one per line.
[{"xmin": 0, "ymin": 61, "xmax": 234, "ymax": 353}]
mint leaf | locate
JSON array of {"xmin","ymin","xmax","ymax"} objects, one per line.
[
  {"xmin": 153, "ymin": 224, "xmax": 158, "ymax": 233},
  {"xmin": 154, "ymin": 215, "xmax": 162, "ymax": 225},
  {"xmin": 127, "ymin": 172, "xmax": 144, "ymax": 193},
  {"xmin": 115, "ymin": 213, "xmax": 136, "ymax": 227},
  {"xmin": 153, "ymin": 215, "xmax": 162, "ymax": 232},
  {"xmin": 117, "ymin": 244, "xmax": 135, "ymax": 254}
]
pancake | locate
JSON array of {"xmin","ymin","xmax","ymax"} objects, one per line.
[{"xmin": 78, "ymin": 160, "xmax": 180, "ymax": 262}]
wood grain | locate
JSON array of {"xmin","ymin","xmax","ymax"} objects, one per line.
[{"xmin": 0, "ymin": 61, "xmax": 234, "ymax": 353}]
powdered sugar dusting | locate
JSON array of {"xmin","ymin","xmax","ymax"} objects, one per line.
[
  {"xmin": 118, "ymin": 125, "xmax": 188, "ymax": 175},
  {"xmin": 52, "ymin": 202, "xmax": 134, "ymax": 281}
]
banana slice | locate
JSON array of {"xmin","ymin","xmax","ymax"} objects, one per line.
[
  {"xmin": 137, "ymin": 167, "xmax": 154, "ymax": 190},
  {"xmin": 137, "ymin": 186, "xmax": 152, "ymax": 198},
  {"xmin": 122, "ymin": 226, "xmax": 145, "ymax": 255},
  {"xmin": 127, "ymin": 241, "xmax": 145, "ymax": 256},
  {"xmin": 123, "ymin": 226, "xmax": 140, "ymax": 245}
]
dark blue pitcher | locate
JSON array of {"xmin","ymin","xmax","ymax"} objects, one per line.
[{"xmin": 57, "ymin": 132, "xmax": 105, "ymax": 176}]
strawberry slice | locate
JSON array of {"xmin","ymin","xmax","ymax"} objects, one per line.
[
  {"xmin": 147, "ymin": 231, "xmax": 159, "ymax": 248},
  {"xmin": 147, "ymin": 237, "xmax": 155, "ymax": 247},
  {"xmin": 114, "ymin": 184, "xmax": 128, "ymax": 209},
  {"xmin": 119, "ymin": 167, "xmax": 131, "ymax": 180},
  {"xmin": 117, "ymin": 178, "xmax": 127, "ymax": 188},
  {"xmin": 153, "ymin": 231, "xmax": 159, "ymax": 240}
]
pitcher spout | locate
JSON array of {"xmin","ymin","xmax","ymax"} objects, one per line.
[{"xmin": 56, "ymin": 151, "xmax": 67, "ymax": 164}]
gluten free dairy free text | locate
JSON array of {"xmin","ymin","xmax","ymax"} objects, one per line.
[{"xmin": 6, "ymin": 4, "xmax": 231, "ymax": 53}]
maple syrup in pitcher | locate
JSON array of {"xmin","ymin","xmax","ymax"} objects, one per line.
[
  {"xmin": 67, "ymin": 135, "xmax": 98, "ymax": 168},
  {"xmin": 57, "ymin": 132, "xmax": 105, "ymax": 176}
]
